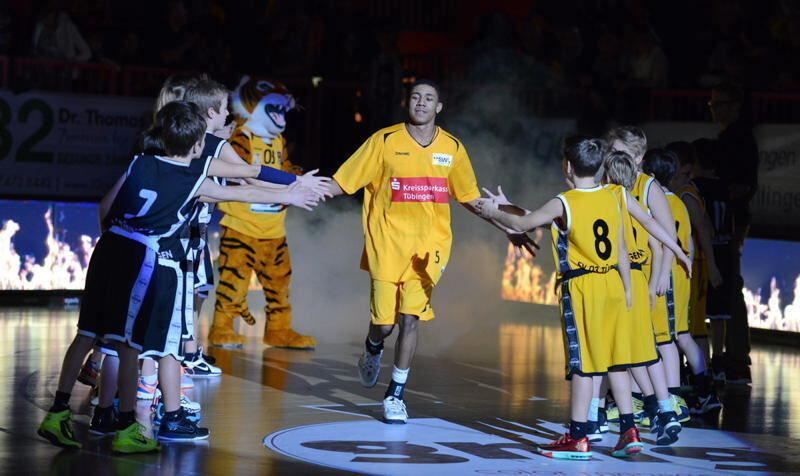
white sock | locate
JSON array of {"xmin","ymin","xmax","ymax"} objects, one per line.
[
  {"xmin": 392, "ymin": 366, "xmax": 409, "ymax": 384},
  {"xmin": 588, "ymin": 397, "xmax": 600, "ymax": 421},
  {"xmin": 658, "ymin": 398, "xmax": 672, "ymax": 413}
]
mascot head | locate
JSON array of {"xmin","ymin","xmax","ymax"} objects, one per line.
[{"xmin": 231, "ymin": 76, "xmax": 295, "ymax": 139}]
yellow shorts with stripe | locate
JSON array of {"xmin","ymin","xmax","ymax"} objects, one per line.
[
  {"xmin": 652, "ymin": 275, "xmax": 678, "ymax": 345},
  {"xmin": 689, "ymin": 256, "xmax": 709, "ymax": 337},
  {"xmin": 613, "ymin": 268, "xmax": 659, "ymax": 367},
  {"xmin": 672, "ymin": 268, "xmax": 691, "ymax": 336},
  {"xmin": 559, "ymin": 271, "xmax": 643, "ymax": 378},
  {"xmin": 370, "ymin": 279, "xmax": 435, "ymax": 325}
]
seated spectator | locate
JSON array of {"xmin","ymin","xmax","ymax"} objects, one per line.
[{"xmin": 31, "ymin": 3, "xmax": 91, "ymax": 62}]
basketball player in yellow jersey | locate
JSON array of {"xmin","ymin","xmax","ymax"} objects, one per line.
[
  {"xmin": 600, "ymin": 151, "xmax": 688, "ymax": 445},
  {"xmin": 666, "ymin": 143, "xmax": 724, "ymax": 414},
  {"xmin": 667, "ymin": 142, "xmax": 722, "ymax": 362},
  {"xmin": 644, "ymin": 149, "xmax": 721, "ymax": 422},
  {"xmin": 326, "ymin": 79, "xmax": 531, "ymax": 424},
  {"xmin": 478, "ymin": 137, "xmax": 669, "ymax": 459}
]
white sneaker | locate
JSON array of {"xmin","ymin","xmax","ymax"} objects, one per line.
[
  {"xmin": 180, "ymin": 393, "xmax": 202, "ymax": 413},
  {"xmin": 358, "ymin": 350, "xmax": 383, "ymax": 388},
  {"xmin": 184, "ymin": 354, "xmax": 222, "ymax": 377},
  {"xmin": 383, "ymin": 396, "xmax": 407, "ymax": 424}
]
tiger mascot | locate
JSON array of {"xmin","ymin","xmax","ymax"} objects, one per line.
[{"xmin": 207, "ymin": 76, "xmax": 317, "ymax": 349}]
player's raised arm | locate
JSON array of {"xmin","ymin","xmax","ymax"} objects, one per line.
[
  {"xmin": 647, "ymin": 184, "xmax": 676, "ymax": 294},
  {"xmin": 208, "ymin": 151, "xmax": 331, "ymax": 197},
  {"xmin": 462, "ymin": 186, "xmax": 539, "ymax": 256},
  {"xmin": 476, "ymin": 196, "xmax": 564, "ymax": 233},
  {"xmin": 196, "ymin": 179, "xmax": 318, "ymax": 211},
  {"xmin": 625, "ymin": 190, "xmax": 691, "ymax": 278}
]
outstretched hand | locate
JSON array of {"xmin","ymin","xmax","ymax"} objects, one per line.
[
  {"xmin": 676, "ymin": 251, "xmax": 693, "ymax": 280},
  {"xmin": 507, "ymin": 232, "xmax": 539, "ymax": 257},
  {"xmin": 296, "ymin": 169, "xmax": 333, "ymax": 200},
  {"xmin": 482, "ymin": 186, "xmax": 511, "ymax": 205},
  {"xmin": 474, "ymin": 197, "xmax": 499, "ymax": 219},
  {"xmin": 285, "ymin": 183, "xmax": 320, "ymax": 211}
]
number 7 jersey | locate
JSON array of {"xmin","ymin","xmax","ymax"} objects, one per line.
[{"xmin": 550, "ymin": 185, "xmax": 622, "ymax": 276}]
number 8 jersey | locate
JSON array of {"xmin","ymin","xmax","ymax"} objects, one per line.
[{"xmin": 550, "ymin": 185, "xmax": 622, "ymax": 277}]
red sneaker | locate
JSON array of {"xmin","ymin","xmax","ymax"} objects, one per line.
[
  {"xmin": 538, "ymin": 433, "xmax": 592, "ymax": 460},
  {"xmin": 612, "ymin": 427, "xmax": 644, "ymax": 457}
]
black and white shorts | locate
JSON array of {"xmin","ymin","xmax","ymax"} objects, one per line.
[
  {"xmin": 77, "ymin": 232, "xmax": 156, "ymax": 349},
  {"xmin": 138, "ymin": 258, "xmax": 196, "ymax": 360}
]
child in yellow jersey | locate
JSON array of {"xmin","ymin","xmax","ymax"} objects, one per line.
[
  {"xmin": 479, "ymin": 137, "xmax": 661, "ymax": 460},
  {"xmin": 605, "ymin": 126, "xmax": 690, "ymax": 423},
  {"xmin": 666, "ymin": 142, "xmax": 724, "ymax": 415},
  {"xmin": 325, "ymin": 79, "xmax": 531, "ymax": 425},
  {"xmin": 598, "ymin": 151, "xmax": 688, "ymax": 445},
  {"xmin": 644, "ymin": 148, "xmax": 722, "ymax": 419}
]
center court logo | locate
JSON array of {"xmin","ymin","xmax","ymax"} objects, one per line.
[{"xmin": 264, "ymin": 416, "xmax": 795, "ymax": 475}]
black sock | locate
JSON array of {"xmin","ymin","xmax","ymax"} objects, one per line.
[
  {"xmin": 569, "ymin": 420, "xmax": 588, "ymax": 439},
  {"xmin": 619, "ymin": 413, "xmax": 636, "ymax": 432},
  {"xmin": 184, "ymin": 351, "xmax": 198, "ymax": 361},
  {"xmin": 668, "ymin": 387, "xmax": 682, "ymax": 398},
  {"xmin": 643, "ymin": 394, "xmax": 658, "ymax": 419},
  {"xmin": 691, "ymin": 371, "xmax": 712, "ymax": 397},
  {"xmin": 631, "ymin": 392, "xmax": 644, "ymax": 401},
  {"xmin": 598, "ymin": 407, "xmax": 607, "ymax": 422},
  {"xmin": 365, "ymin": 337, "xmax": 384, "ymax": 355},
  {"xmin": 117, "ymin": 410, "xmax": 135, "ymax": 429},
  {"xmin": 95, "ymin": 404, "xmax": 113, "ymax": 416},
  {"xmin": 385, "ymin": 380, "xmax": 405, "ymax": 400},
  {"xmin": 49, "ymin": 391, "xmax": 71, "ymax": 413}
]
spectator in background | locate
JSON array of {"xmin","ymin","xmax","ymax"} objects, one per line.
[
  {"xmin": 708, "ymin": 80, "xmax": 757, "ymax": 386},
  {"xmin": 628, "ymin": 29, "xmax": 669, "ymax": 89},
  {"xmin": 114, "ymin": 31, "xmax": 142, "ymax": 66},
  {"xmin": 31, "ymin": 2, "xmax": 91, "ymax": 62},
  {"xmin": 154, "ymin": 0, "xmax": 198, "ymax": 69}
]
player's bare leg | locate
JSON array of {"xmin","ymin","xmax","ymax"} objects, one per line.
[
  {"xmin": 359, "ymin": 324, "xmax": 393, "ymax": 388},
  {"xmin": 56, "ymin": 335, "xmax": 96, "ymax": 395},
  {"xmin": 381, "ymin": 314, "xmax": 419, "ymax": 424},
  {"xmin": 608, "ymin": 370, "xmax": 644, "ymax": 456}
]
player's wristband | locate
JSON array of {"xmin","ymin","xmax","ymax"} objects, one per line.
[{"xmin": 257, "ymin": 166, "xmax": 297, "ymax": 185}]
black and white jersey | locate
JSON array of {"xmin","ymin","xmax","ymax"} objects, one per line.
[
  {"xmin": 694, "ymin": 176, "xmax": 734, "ymax": 245},
  {"xmin": 189, "ymin": 132, "xmax": 228, "ymax": 251},
  {"xmin": 105, "ymin": 153, "xmax": 212, "ymax": 260}
]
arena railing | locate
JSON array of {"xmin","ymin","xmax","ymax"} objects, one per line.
[{"xmin": 12, "ymin": 57, "xmax": 118, "ymax": 95}]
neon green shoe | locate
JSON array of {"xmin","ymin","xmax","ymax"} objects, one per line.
[
  {"xmin": 671, "ymin": 395, "xmax": 691, "ymax": 423},
  {"xmin": 112, "ymin": 422, "xmax": 160, "ymax": 454},
  {"xmin": 606, "ymin": 404, "xmax": 620, "ymax": 423},
  {"xmin": 38, "ymin": 409, "xmax": 82, "ymax": 449}
]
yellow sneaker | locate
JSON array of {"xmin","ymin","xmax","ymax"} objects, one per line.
[
  {"xmin": 38, "ymin": 410, "xmax": 82, "ymax": 449},
  {"xmin": 632, "ymin": 396, "xmax": 645, "ymax": 424},
  {"xmin": 671, "ymin": 395, "xmax": 691, "ymax": 423},
  {"xmin": 112, "ymin": 422, "xmax": 160, "ymax": 454}
]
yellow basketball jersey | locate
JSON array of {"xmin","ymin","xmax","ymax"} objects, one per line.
[
  {"xmin": 666, "ymin": 192, "xmax": 692, "ymax": 258},
  {"xmin": 629, "ymin": 172, "xmax": 655, "ymax": 267},
  {"xmin": 678, "ymin": 180, "xmax": 704, "ymax": 260},
  {"xmin": 333, "ymin": 123, "xmax": 480, "ymax": 284},
  {"xmin": 550, "ymin": 185, "xmax": 621, "ymax": 277},
  {"xmin": 218, "ymin": 127, "xmax": 293, "ymax": 239}
]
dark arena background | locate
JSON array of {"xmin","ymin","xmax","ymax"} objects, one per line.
[{"xmin": 1, "ymin": 1, "xmax": 799, "ymax": 475}]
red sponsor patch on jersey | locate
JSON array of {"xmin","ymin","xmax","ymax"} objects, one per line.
[{"xmin": 390, "ymin": 177, "xmax": 449, "ymax": 203}]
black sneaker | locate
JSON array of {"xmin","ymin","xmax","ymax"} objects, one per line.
[
  {"xmin": 597, "ymin": 407, "xmax": 609, "ymax": 433},
  {"xmin": 89, "ymin": 407, "xmax": 117, "ymax": 435},
  {"xmin": 183, "ymin": 353, "xmax": 222, "ymax": 377},
  {"xmin": 725, "ymin": 367, "xmax": 751, "ymax": 385},
  {"xmin": 586, "ymin": 420, "xmax": 603, "ymax": 442},
  {"xmin": 157, "ymin": 408, "xmax": 210, "ymax": 441},
  {"xmin": 655, "ymin": 411, "xmax": 681, "ymax": 445},
  {"xmin": 691, "ymin": 392, "xmax": 723, "ymax": 414}
]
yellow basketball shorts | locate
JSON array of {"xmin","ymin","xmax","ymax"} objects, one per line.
[
  {"xmin": 612, "ymin": 268, "xmax": 659, "ymax": 369},
  {"xmin": 652, "ymin": 275, "xmax": 677, "ymax": 345},
  {"xmin": 672, "ymin": 268, "xmax": 691, "ymax": 336},
  {"xmin": 559, "ymin": 272, "xmax": 625, "ymax": 378},
  {"xmin": 689, "ymin": 256, "xmax": 709, "ymax": 337},
  {"xmin": 370, "ymin": 279, "xmax": 435, "ymax": 325}
]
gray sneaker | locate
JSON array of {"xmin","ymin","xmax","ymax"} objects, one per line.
[{"xmin": 358, "ymin": 349, "xmax": 382, "ymax": 388}]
